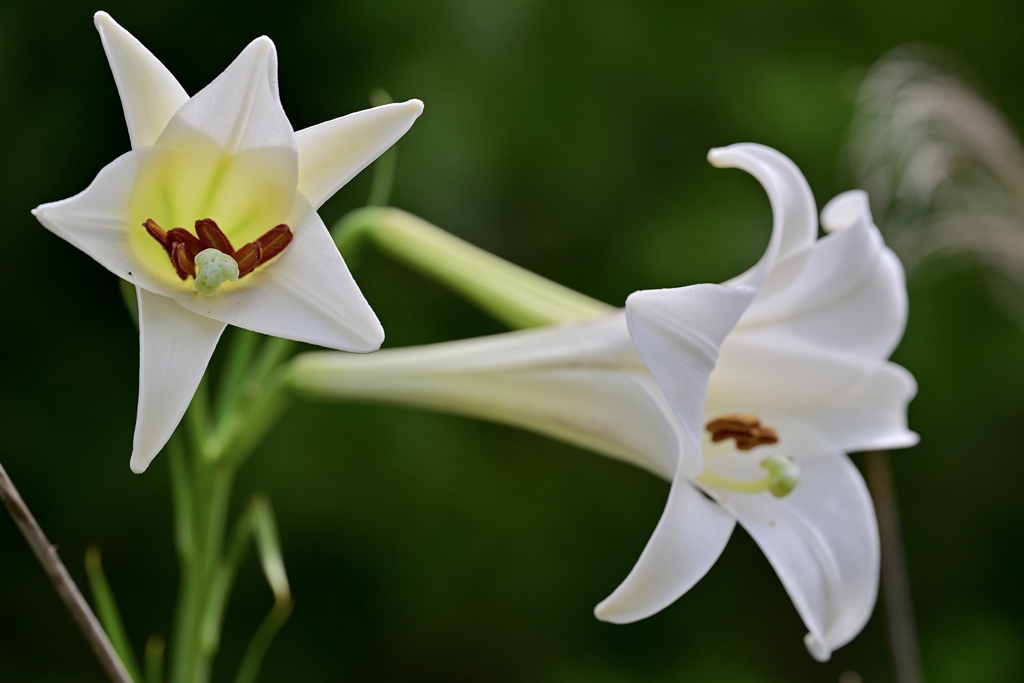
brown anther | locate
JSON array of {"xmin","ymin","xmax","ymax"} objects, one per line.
[
  {"xmin": 171, "ymin": 242, "xmax": 197, "ymax": 280},
  {"xmin": 230, "ymin": 224, "xmax": 293, "ymax": 279},
  {"xmin": 166, "ymin": 228, "xmax": 203, "ymax": 260},
  {"xmin": 255, "ymin": 224, "xmax": 293, "ymax": 262},
  {"xmin": 143, "ymin": 219, "xmax": 171, "ymax": 256},
  {"xmin": 232, "ymin": 241, "xmax": 263, "ymax": 277},
  {"xmin": 705, "ymin": 414, "xmax": 779, "ymax": 451},
  {"xmin": 195, "ymin": 218, "xmax": 235, "ymax": 254}
]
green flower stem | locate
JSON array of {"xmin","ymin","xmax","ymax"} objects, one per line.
[
  {"xmin": 168, "ymin": 452, "xmax": 235, "ymax": 683},
  {"xmin": 366, "ymin": 147, "xmax": 397, "ymax": 208},
  {"xmin": 331, "ymin": 207, "xmax": 613, "ymax": 328},
  {"xmin": 167, "ymin": 334, "xmax": 296, "ymax": 683},
  {"xmin": 225, "ymin": 495, "xmax": 294, "ymax": 683},
  {"xmin": 215, "ymin": 330, "xmax": 260, "ymax": 422}
]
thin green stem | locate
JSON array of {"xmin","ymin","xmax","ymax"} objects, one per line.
[
  {"xmin": 215, "ymin": 330, "xmax": 261, "ymax": 422},
  {"xmin": 187, "ymin": 378, "xmax": 213, "ymax": 457},
  {"xmin": 233, "ymin": 600, "xmax": 293, "ymax": 683},
  {"xmin": 167, "ymin": 437, "xmax": 194, "ymax": 560},
  {"xmin": 85, "ymin": 546, "xmax": 144, "ymax": 682},
  {"xmin": 168, "ymin": 457, "xmax": 235, "ymax": 683},
  {"xmin": 145, "ymin": 636, "xmax": 166, "ymax": 683},
  {"xmin": 167, "ymin": 328, "xmax": 299, "ymax": 683},
  {"xmin": 366, "ymin": 148, "xmax": 397, "ymax": 207},
  {"xmin": 366, "ymin": 88, "xmax": 398, "ymax": 208}
]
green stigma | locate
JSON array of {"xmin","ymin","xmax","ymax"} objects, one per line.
[
  {"xmin": 760, "ymin": 455, "xmax": 800, "ymax": 498},
  {"xmin": 193, "ymin": 248, "xmax": 239, "ymax": 296}
]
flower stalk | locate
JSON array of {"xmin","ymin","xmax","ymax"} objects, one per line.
[
  {"xmin": 332, "ymin": 207, "xmax": 612, "ymax": 328},
  {"xmin": 165, "ymin": 332, "xmax": 295, "ymax": 683}
]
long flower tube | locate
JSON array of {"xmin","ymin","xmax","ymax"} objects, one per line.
[
  {"xmin": 292, "ymin": 144, "xmax": 917, "ymax": 660},
  {"xmin": 33, "ymin": 12, "xmax": 423, "ymax": 473}
]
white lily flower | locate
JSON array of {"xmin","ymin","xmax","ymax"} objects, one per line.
[
  {"xmin": 290, "ymin": 144, "xmax": 916, "ymax": 660},
  {"xmin": 33, "ymin": 13, "xmax": 423, "ymax": 473},
  {"xmin": 604, "ymin": 144, "xmax": 918, "ymax": 662}
]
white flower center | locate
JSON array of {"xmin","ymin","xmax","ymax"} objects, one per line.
[{"xmin": 127, "ymin": 143, "xmax": 296, "ymax": 290}]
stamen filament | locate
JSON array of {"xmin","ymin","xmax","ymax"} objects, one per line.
[
  {"xmin": 696, "ymin": 455, "xmax": 801, "ymax": 498},
  {"xmin": 696, "ymin": 470, "xmax": 775, "ymax": 493}
]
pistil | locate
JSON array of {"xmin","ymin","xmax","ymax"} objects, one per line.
[
  {"xmin": 193, "ymin": 249, "xmax": 239, "ymax": 296},
  {"xmin": 696, "ymin": 455, "xmax": 801, "ymax": 498},
  {"xmin": 698, "ymin": 413, "xmax": 798, "ymax": 497}
]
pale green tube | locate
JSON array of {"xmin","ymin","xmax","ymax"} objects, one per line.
[{"xmin": 332, "ymin": 207, "xmax": 613, "ymax": 329}]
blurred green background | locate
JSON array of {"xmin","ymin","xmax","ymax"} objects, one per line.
[{"xmin": 2, "ymin": 0, "xmax": 1024, "ymax": 681}]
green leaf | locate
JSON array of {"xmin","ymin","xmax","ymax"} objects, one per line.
[
  {"xmin": 145, "ymin": 635, "xmax": 165, "ymax": 683},
  {"xmin": 84, "ymin": 546, "xmax": 143, "ymax": 683}
]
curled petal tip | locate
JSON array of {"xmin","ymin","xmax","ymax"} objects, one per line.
[
  {"xmin": 706, "ymin": 147, "xmax": 726, "ymax": 166},
  {"xmin": 803, "ymin": 633, "xmax": 832, "ymax": 662},
  {"xmin": 821, "ymin": 190, "xmax": 872, "ymax": 233},
  {"xmin": 706, "ymin": 144, "xmax": 751, "ymax": 168},
  {"xmin": 706, "ymin": 143, "xmax": 758, "ymax": 168},
  {"xmin": 93, "ymin": 10, "xmax": 113, "ymax": 26}
]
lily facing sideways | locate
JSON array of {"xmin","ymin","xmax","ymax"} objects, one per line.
[{"xmin": 291, "ymin": 143, "xmax": 918, "ymax": 660}]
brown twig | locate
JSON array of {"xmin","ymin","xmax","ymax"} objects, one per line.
[
  {"xmin": 0, "ymin": 461, "xmax": 134, "ymax": 683},
  {"xmin": 865, "ymin": 451, "xmax": 924, "ymax": 683}
]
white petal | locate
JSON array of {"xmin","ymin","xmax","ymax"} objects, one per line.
[
  {"xmin": 711, "ymin": 338, "xmax": 918, "ymax": 452},
  {"xmin": 32, "ymin": 147, "xmax": 178, "ymax": 295},
  {"xmin": 710, "ymin": 426, "xmax": 880, "ymax": 661},
  {"xmin": 157, "ymin": 36, "xmax": 296, "ymax": 157},
  {"xmin": 820, "ymin": 190, "xmax": 871, "ymax": 234},
  {"xmin": 625, "ymin": 283, "xmax": 755, "ymax": 476},
  {"xmin": 94, "ymin": 12, "xmax": 189, "ymax": 149},
  {"xmin": 793, "ymin": 362, "xmax": 919, "ymax": 452},
  {"xmin": 713, "ymin": 333, "xmax": 884, "ymax": 412},
  {"xmin": 740, "ymin": 193, "xmax": 908, "ymax": 359},
  {"xmin": 177, "ymin": 196, "xmax": 383, "ymax": 352},
  {"xmin": 290, "ymin": 313, "xmax": 681, "ymax": 479},
  {"xmin": 594, "ymin": 478, "xmax": 735, "ymax": 623},
  {"xmin": 132, "ymin": 288, "xmax": 226, "ymax": 473},
  {"xmin": 708, "ymin": 144, "xmax": 819, "ymax": 289},
  {"xmin": 297, "ymin": 100, "xmax": 424, "ymax": 209}
]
